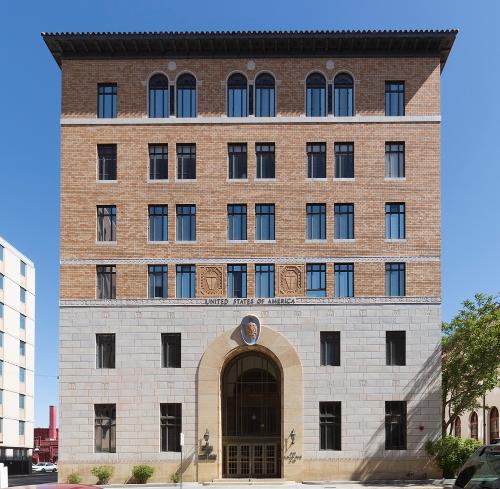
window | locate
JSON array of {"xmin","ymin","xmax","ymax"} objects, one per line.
[
  {"xmin": 385, "ymin": 81, "xmax": 405, "ymax": 116},
  {"xmin": 320, "ymin": 402, "xmax": 341, "ymax": 450},
  {"xmin": 306, "ymin": 204, "xmax": 326, "ymax": 240},
  {"xmin": 148, "ymin": 265, "xmax": 168, "ymax": 299},
  {"xmin": 176, "ymin": 144, "xmax": 196, "ymax": 180},
  {"xmin": 227, "ymin": 265, "xmax": 247, "ymax": 298},
  {"xmin": 19, "ymin": 367, "xmax": 25, "ymax": 383},
  {"xmin": 97, "ymin": 83, "xmax": 117, "ymax": 118},
  {"xmin": 20, "ymin": 261, "xmax": 26, "ymax": 277},
  {"xmin": 227, "ymin": 73, "xmax": 248, "ymax": 117},
  {"xmin": 385, "ymin": 142, "xmax": 405, "ymax": 178},
  {"xmin": 255, "ymin": 73, "xmax": 276, "ymax": 117},
  {"xmin": 176, "ymin": 265, "xmax": 195, "ymax": 298},
  {"xmin": 306, "ymin": 73, "xmax": 326, "ymax": 117},
  {"xmin": 255, "ymin": 264, "xmax": 275, "ymax": 298},
  {"xmin": 148, "ymin": 74, "xmax": 169, "ymax": 118},
  {"xmin": 19, "ymin": 420, "xmax": 25, "ymax": 436},
  {"xmin": 307, "ymin": 264, "xmax": 327, "ymax": 297},
  {"xmin": 320, "ymin": 332, "xmax": 340, "ymax": 366},
  {"xmin": 334, "ymin": 264, "xmax": 354, "ymax": 297},
  {"xmin": 0, "ymin": 332, "xmax": 3, "ymax": 347},
  {"xmin": 19, "ymin": 341, "xmax": 26, "ymax": 357},
  {"xmin": 386, "ymin": 203, "xmax": 405, "ymax": 239},
  {"xmin": 96, "ymin": 334, "xmax": 115, "ymax": 369},
  {"xmin": 95, "ymin": 404, "xmax": 116, "ymax": 453},
  {"xmin": 385, "ymin": 401, "xmax": 407, "ymax": 449},
  {"xmin": 256, "ymin": 143, "xmax": 275, "ymax": 179},
  {"xmin": 96, "ymin": 265, "xmax": 116, "ymax": 299},
  {"xmin": 0, "ymin": 390, "xmax": 2, "ymax": 405},
  {"xmin": 20, "ymin": 287, "xmax": 26, "ymax": 304},
  {"xmin": 386, "ymin": 263, "xmax": 405, "ymax": 296},
  {"xmin": 0, "ymin": 274, "xmax": 3, "ymax": 290},
  {"xmin": 0, "ymin": 245, "xmax": 3, "ymax": 261},
  {"xmin": 228, "ymin": 144, "xmax": 247, "ymax": 179},
  {"xmin": 149, "ymin": 144, "xmax": 168, "ymax": 180},
  {"xmin": 334, "ymin": 73, "xmax": 354, "ymax": 116},
  {"xmin": 176, "ymin": 74, "xmax": 196, "ymax": 118},
  {"xmin": 161, "ymin": 333, "xmax": 181, "ymax": 368},
  {"xmin": 490, "ymin": 407, "xmax": 499, "ymax": 443},
  {"xmin": 20, "ymin": 314, "xmax": 26, "ymax": 330},
  {"xmin": 227, "ymin": 205, "xmax": 247, "ymax": 240},
  {"xmin": 307, "ymin": 143, "xmax": 326, "ymax": 178},
  {"xmin": 160, "ymin": 403, "xmax": 182, "ymax": 452},
  {"xmin": 0, "ymin": 360, "xmax": 2, "ymax": 376},
  {"xmin": 98, "ymin": 144, "xmax": 117, "ymax": 181},
  {"xmin": 470, "ymin": 412, "xmax": 478, "ymax": 440},
  {"xmin": 0, "ymin": 303, "xmax": 3, "ymax": 319},
  {"xmin": 97, "ymin": 206, "xmax": 116, "ymax": 242},
  {"xmin": 454, "ymin": 416, "xmax": 462, "ymax": 438},
  {"xmin": 176, "ymin": 205, "xmax": 196, "ymax": 241},
  {"xmin": 255, "ymin": 204, "xmax": 275, "ymax": 240},
  {"xmin": 386, "ymin": 331, "xmax": 406, "ymax": 366},
  {"xmin": 334, "ymin": 204, "xmax": 354, "ymax": 239},
  {"xmin": 335, "ymin": 143, "xmax": 354, "ymax": 178},
  {"xmin": 148, "ymin": 205, "xmax": 168, "ymax": 242},
  {"xmin": 19, "ymin": 394, "xmax": 25, "ymax": 410}
]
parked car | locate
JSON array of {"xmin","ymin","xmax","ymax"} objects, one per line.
[
  {"xmin": 32, "ymin": 462, "xmax": 58, "ymax": 473},
  {"xmin": 454, "ymin": 443, "xmax": 500, "ymax": 489}
]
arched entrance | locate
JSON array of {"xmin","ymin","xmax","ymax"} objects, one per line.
[{"xmin": 221, "ymin": 352, "xmax": 281, "ymax": 478}]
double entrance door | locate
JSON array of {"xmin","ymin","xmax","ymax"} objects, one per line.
[{"xmin": 223, "ymin": 440, "xmax": 280, "ymax": 478}]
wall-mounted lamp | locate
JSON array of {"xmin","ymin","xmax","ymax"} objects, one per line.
[
  {"xmin": 290, "ymin": 428, "xmax": 296, "ymax": 445},
  {"xmin": 204, "ymin": 429, "xmax": 210, "ymax": 448}
]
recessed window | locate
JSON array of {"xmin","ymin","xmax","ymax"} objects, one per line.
[
  {"xmin": 19, "ymin": 367, "xmax": 25, "ymax": 383},
  {"xmin": 176, "ymin": 205, "xmax": 196, "ymax": 241},
  {"xmin": 97, "ymin": 83, "xmax": 117, "ymax": 118},
  {"xmin": 334, "ymin": 264, "xmax": 354, "ymax": 297},
  {"xmin": 320, "ymin": 332, "xmax": 340, "ymax": 366},
  {"xmin": 20, "ymin": 261, "xmax": 26, "ymax": 277},
  {"xmin": 306, "ymin": 263, "xmax": 326, "ymax": 297},
  {"xmin": 256, "ymin": 143, "xmax": 275, "ymax": 179},
  {"xmin": 307, "ymin": 143, "xmax": 326, "ymax": 179},
  {"xmin": 0, "ymin": 360, "xmax": 3, "ymax": 376},
  {"xmin": 227, "ymin": 205, "xmax": 247, "ymax": 240},
  {"xmin": 386, "ymin": 203, "xmax": 405, "ymax": 239},
  {"xmin": 306, "ymin": 73, "xmax": 326, "ymax": 117},
  {"xmin": 386, "ymin": 331, "xmax": 406, "ymax": 366},
  {"xmin": 149, "ymin": 144, "xmax": 168, "ymax": 180},
  {"xmin": 228, "ymin": 144, "xmax": 247, "ymax": 179},
  {"xmin": 385, "ymin": 401, "xmax": 407, "ymax": 449},
  {"xmin": 19, "ymin": 341, "xmax": 26, "ymax": 357},
  {"xmin": 0, "ymin": 303, "xmax": 2, "ymax": 319},
  {"xmin": 0, "ymin": 274, "xmax": 3, "ymax": 290},
  {"xmin": 334, "ymin": 73, "xmax": 354, "ymax": 116},
  {"xmin": 255, "ymin": 204, "xmax": 275, "ymax": 240},
  {"xmin": 97, "ymin": 206, "xmax": 116, "ymax": 242},
  {"xmin": 176, "ymin": 74, "xmax": 196, "ymax": 118},
  {"xmin": 148, "ymin": 74, "xmax": 169, "ymax": 118},
  {"xmin": 19, "ymin": 394, "xmax": 25, "ymax": 410},
  {"xmin": 385, "ymin": 142, "xmax": 405, "ymax": 178},
  {"xmin": 454, "ymin": 417, "xmax": 461, "ymax": 437},
  {"xmin": 320, "ymin": 401, "xmax": 341, "ymax": 450},
  {"xmin": 0, "ymin": 332, "xmax": 3, "ymax": 347},
  {"xmin": 95, "ymin": 404, "xmax": 116, "ymax": 453},
  {"xmin": 0, "ymin": 245, "xmax": 3, "ymax": 261},
  {"xmin": 96, "ymin": 334, "xmax": 115, "ymax": 369},
  {"xmin": 334, "ymin": 204, "xmax": 354, "ymax": 239},
  {"xmin": 148, "ymin": 265, "xmax": 168, "ymax": 299},
  {"xmin": 20, "ymin": 287, "xmax": 26, "ymax": 304},
  {"xmin": 335, "ymin": 143, "xmax": 354, "ymax": 178},
  {"xmin": 148, "ymin": 205, "xmax": 168, "ymax": 242},
  {"xmin": 161, "ymin": 333, "xmax": 181, "ymax": 368},
  {"xmin": 489, "ymin": 407, "xmax": 499, "ymax": 442},
  {"xmin": 385, "ymin": 81, "xmax": 405, "ymax": 116},
  {"xmin": 470, "ymin": 411, "xmax": 479, "ymax": 440},
  {"xmin": 176, "ymin": 144, "xmax": 196, "ymax": 180},
  {"xmin": 227, "ymin": 73, "xmax": 248, "ymax": 117},
  {"xmin": 176, "ymin": 265, "xmax": 195, "ymax": 298},
  {"xmin": 227, "ymin": 264, "xmax": 247, "ymax": 298},
  {"xmin": 307, "ymin": 204, "xmax": 326, "ymax": 240},
  {"xmin": 96, "ymin": 265, "xmax": 116, "ymax": 299},
  {"xmin": 20, "ymin": 314, "xmax": 26, "ymax": 330},
  {"xmin": 255, "ymin": 264, "xmax": 275, "ymax": 298},
  {"xmin": 97, "ymin": 144, "xmax": 117, "ymax": 181},
  {"xmin": 160, "ymin": 403, "xmax": 182, "ymax": 452},
  {"xmin": 19, "ymin": 420, "xmax": 25, "ymax": 436},
  {"xmin": 385, "ymin": 262, "xmax": 405, "ymax": 296},
  {"xmin": 255, "ymin": 73, "xmax": 276, "ymax": 117}
]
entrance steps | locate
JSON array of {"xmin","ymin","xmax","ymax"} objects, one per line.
[{"xmin": 204, "ymin": 480, "xmax": 296, "ymax": 486}]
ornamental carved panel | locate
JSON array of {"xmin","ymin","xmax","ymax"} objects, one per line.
[
  {"xmin": 197, "ymin": 265, "xmax": 225, "ymax": 297},
  {"xmin": 277, "ymin": 265, "xmax": 305, "ymax": 297}
]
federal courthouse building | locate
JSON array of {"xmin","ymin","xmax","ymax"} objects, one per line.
[{"xmin": 43, "ymin": 30, "xmax": 456, "ymax": 482}]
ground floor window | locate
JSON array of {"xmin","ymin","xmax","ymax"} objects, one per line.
[
  {"xmin": 161, "ymin": 403, "xmax": 182, "ymax": 452},
  {"xmin": 385, "ymin": 401, "xmax": 406, "ymax": 450},
  {"xmin": 319, "ymin": 401, "xmax": 341, "ymax": 450},
  {"xmin": 94, "ymin": 404, "xmax": 116, "ymax": 453}
]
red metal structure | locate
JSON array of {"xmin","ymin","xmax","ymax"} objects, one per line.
[{"xmin": 33, "ymin": 406, "xmax": 59, "ymax": 464}]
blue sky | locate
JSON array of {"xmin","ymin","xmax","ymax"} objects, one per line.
[{"xmin": 0, "ymin": 0, "xmax": 498, "ymax": 426}]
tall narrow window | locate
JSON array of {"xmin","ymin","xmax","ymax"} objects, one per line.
[
  {"xmin": 386, "ymin": 203, "xmax": 405, "ymax": 239},
  {"xmin": 19, "ymin": 394, "xmax": 25, "ymax": 410},
  {"xmin": 255, "ymin": 73, "xmax": 275, "ymax": 117},
  {"xmin": 0, "ymin": 274, "xmax": 3, "ymax": 290},
  {"xmin": 227, "ymin": 205, "xmax": 247, "ymax": 240},
  {"xmin": 20, "ymin": 261, "xmax": 26, "ymax": 277},
  {"xmin": 334, "ymin": 264, "xmax": 354, "ymax": 297},
  {"xmin": 95, "ymin": 404, "xmax": 116, "ymax": 453},
  {"xmin": 256, "ymin": 143, "xmax": 275, "ymax": 179},
  {"xmin": 20, "ymin": 287, "xmax": 26, "ymax": 304},
  {"xmin": 160, "ymin": 403, "xmax": 182, "ymax": 452},
  {"xmin": 306, "ymin": 264, "xmax": 326, "ymax": 297},
  {"xmin": 148, "ymin": 74, "xmax": 169, "ymax": 118},
  {"xmin": 97, "ymin": 83, "xmax": 117, "ymax": 118},
  {"xmin": 0, "ymin": 245, "xmax": 3, "ymax": 261},
  {"xmin": 19, "ymin": 421, "xmax": 25, "ymax": 436},
  {"xmin": 307, "ymin": 143, "xmax": 326, "ymax": 178},
  {"xmin": 228, "ymin": 144, "xmax": 247, "ymax": 179},
  {"xmin": 386, "ymin": 331, "xmax": 406, "ymax": 366},
  {"xmin": 335, "ymin": 143, "xmax": 354, "ymax": 179},
  {"xmin": 176, "ymin": 74, "xmax": 196, "ymax": 118},
  {"xmin": 19, "ymin": 367, "xmax": 26, "ymax": 383},
  {"xmin": 227, "ymin": 265, "xmax": 247, "ymax": 298},
  {"xmin": 19, "ymin": 340, "xmax": 26, "ymax": 357},
  {"xmin": 320, "ymin": 402, "xmax": 341, "ymax": 450},
  {"xmin": 454, "ymin": 417, "xmax": 462, "ymax": 438},
  {"xmin": 306, "ymin": 73, "xmax": 326, "ymax": 117},
  {"xmin": 176, "ymin": 265, "xmax": 195, "ymax": 298},
  {"xmin": 176, "ymin": 144, "xmax": 196, "ymax": 180},
  {"xmin": 148, "ymin": 205, "xmax": 168, "ymax": 242},
  {"xmin": 306, "ymin": 204, "xmax": 326, "ymax": 240},
  {"xmin": 385, "ymin": 142, "xmax": 405, "ymax": 178},
  {"xmin": 96, "ymin": 334, "xmax": 115, "ymax": 369},
  {"xmin": 96, "ymin": 265, "xmax": 116, "ymax": 299},
  {"xmin": 334, "ymin": 73, "xmax": 354, "ymax": 116},
  {"xmin": 0, "ymin": 332, "xmax": 3, "ymax": 347},
  {"xmin": 97, "ymin": 206, "xmax": 116, "ymax": 242},
  {"xmin": 255, "ymin": 204, "xmax": 275, "ymax": 240},
  {"xmin": 385, "ymin": 401, "xmax": 407, "ymax": 449},
  {"xmin": 386, "ymin": 263, "xmax": 405, "ymax": 297},
  {"xmin": 320, "ymin": 332, "xmax": 340, "ymax": 366},
  {"xmin": 98, "ymin": 145, "xmax": 117, "ymax": 181},
  {"xmin": 227, "ymin": 73, "xmax": 248, "ymax": 117},
  {"xmin": 0, "ymin": 304, "xmax": 3, "ymax": 320},
  {"xmin": 176, "ymin": 205, "xmax": 196, "ymax": 241},
  {"xmin": 161, "ymin": 333, "xmax": 181, "ymax": 368},
  {"xmin": 149, "ymin": 144, "xmax": 168, "ymax": 180},
  {"xmin": 148, "ymin": 265, "xmax": 168, "ymax": 299},
  {"xmin": 385, "ymin": 81, "xmax": 405, "ymax": 116},
  {"xmin": 255, "ymin": 264, "xmax": 275, "ymax": 298},
  {"xmin": 334, "ymin": 204, "xmax": 354, "ymax": 239},
  {"xmin": 470, "ymin": 412, "xmax": 478, "ymax": 440},
  {"xmin": 20, "ymin": 314, "xmax": 26, "ymax": 330},
  {"xmin": 490, "ymin": 407, "xmax": 499, "ymax": 443}
]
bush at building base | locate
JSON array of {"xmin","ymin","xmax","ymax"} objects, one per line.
[
  {"xmin": 67, "ymin": 473, "xmax": 82, "ymax": 484},
  {"xmin": 91, "ymin": 465, "xmax": 114, "ymax": 485},
  {"xmin": 132, "ymin": 465, "xmax": 155, "ymax": 484}
]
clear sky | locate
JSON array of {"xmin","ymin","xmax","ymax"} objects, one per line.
[{"xmin": 0, "ymin": 0, "xmax": 498, "ymax": 426}]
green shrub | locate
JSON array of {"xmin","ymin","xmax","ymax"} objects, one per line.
[
  {"xmin": 91, "ymin": 465, "xmax": 114, "ymax": 485},
  {"xmin": 132, "ymin": 465, "xmax": 154, "ymax": 484},
  {"xmin": 170, "ymin": 471, "xmax": 180, "ymax": 483},
  {"xmin": 67, "ymin": 473, "xmax": 82, "ymax": 484},
  {"xmin": 425, "ymin": 436, "xmax": 482, "ymax": 477}
]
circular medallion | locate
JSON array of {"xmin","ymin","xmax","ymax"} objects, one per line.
[
  {"xmin": 246, "ymin": 60, "xmax": 256, "ymax": 70},
  {"xmin": 167, "ymin": 61, "xmax": 177, "ymax": 71},
  {"xmin": 326, "ymin": 60, "xmax": 335, "ymax": 70},
  {"xmin": 240, "ymin": 315, "xmax": 261, "ymax": 345}
]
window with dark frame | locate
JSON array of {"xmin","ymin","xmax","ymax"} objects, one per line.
[
  {"xmin": 255, "ymin": 73, "xmax": 276, "ymax": 117},
  {"xmin": 148, "ymin": 74, "xmax": 169, "ymax": 118},
  {"xmin": 334, "ymin": 263, "xmax": 354, "ymax": 297},
  {"xmin": 307, "ymin": 143, "xmax": 326, "ymax": 178},
  {"xmin": 256, "ymin": 143, "xmax": 275, "ymax": 179},
  {"xmin": 470, "ymin": 412, "xmax": 479, "ymax": 440},
  {"xmin": 20, "ymin": 314, "xmax": 26, "ymax": 330},
  {"xmin": 334, "ymin": 73, "xmax": 354, "ymax": 116},
  {"xmin": 227, "ymin": 73, "xmax": 248, "ymax": 117},
  {"xmin": 19, "ymin": 421, "xmax": 25, "ymax": 436},
  {"xmin": 149, "ymin": 144, "xmax": 168, "ymax": 180},
  {"xmin": 385, "ymin": 81, "xmax": 405, "ymax": 116},
  {"xmin": 176, "ymin": 265, "xmax": 195, "ymax": 298},
  {"xmin": 385, "ymin": 262, "xmax": 405, "ymax": 296},
  {"xmin": 320, "ymin": 332, "xmax": 340, "ymax": 366},
  {"xmin": 386, "ymin": 203, "xmax": 406, "ymax": 239},
  {"xmin": 20, "ymin": 261, "xmax": 26, "ymax": 277},
  {"xmin": 161, "ymin": 333, "xmax": 181, "ymax": 368},
  {"xmin": 335, "ymin": 143, "xmax": 354, "ymax": 178},
  {"xmin": 255, "ymin": 264, "xmax": 275, "ymax": 298},
  {"xmin": 385, "ymin": 401, "xmax": 407, "ymax": 450},
  {"xmin": 255, "ymin": 204, "xmax": 275, "ymax": 240},
  {"xmin": 176, "ymin": 144, "xmax": 196, "ymax": 180},
  {"xmin": 227, "ymin": 264, "xmax": 247, "ymax": 298},
  {"xmin": 96, "ymin": 265, "xmax": 116, "ymax": 299},
  {"xmin": 97, "ymin": 206, "xmax": 116, "ymax": 242},
  {"xmin": 160, "ymin": 403, "xmax": 182, "ymax": 452},
  {"xmin": 148, "ymin": 265, "xmax": 168, "ymax": 299},
  {"xmin": 176, "ymin": 74, "xmax": 196, "ymax": 118},
  {"xmin": 306, "ymin": 73, "xmax": 326, "ymax": 117},
  {"xmin": 334, "ymin": 204, "xmax": 354, "ymax": 239},
  {"xmin": 94, "ymin": 404, "xmax": 116, "ymax": 453},
  {"xmin": 20, "ymin": 287, "xmax": 26, "ymax": 304},
  {"xmin": 148, "ymin": 206, "xmax": 168, "ymax": 242},
  {"xmin": 176, "ymin": 205, "xmax": 196, "ymax": 241},
  {"xmin": 97, "ymin": 83, "xmax": 117, "ymax": 118},
  {"xmin": 306, "ymin": 263, "xmax": 326, "ymax": 297},
  {"xmin": 320, "ymin": 401, "xmax": 341, "ymax": 450},
  {"xmin": 228, "ymin": 144, "xmax": 248, "ymax": 179},
  {"xmin": 227, "ymin": 205, "xmax": 247, "ymax": 240},
  {"xmin": 386, "ymin": 331, "xmax": 406, "ymax": 366},
  {"xmin": 385, "ymin": 142, "xmax": 405, "ymax": 178},
  {"xmin": 19, "ymin": 394, "xmax": 25, "ymax": 410},
  {"xmin": 306, "ymin": 204, "xmax": 326, "ymax": 240},
  {"xmin": 96, "ymin": 334, "xmax": 115, "ymax": 369},
  {"xmin": 19, "ymin": 367, "xmax": 25, "ymax": 383},
  {"xmin": 98, "ymin": 145, "xmax": 117, "ymax": 181},
  {"xmin": 19, "ymin": 340, "xmax": 25, "ymax": 357}
]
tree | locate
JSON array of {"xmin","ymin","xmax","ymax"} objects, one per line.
[{"xmin": 442, "ymin": 294, "xmax": 500, "ymax": 437}]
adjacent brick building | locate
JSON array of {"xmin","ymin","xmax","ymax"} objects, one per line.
[{"xmin": 44, "ymin": 29, "xmax": 457, "ymax": 482}]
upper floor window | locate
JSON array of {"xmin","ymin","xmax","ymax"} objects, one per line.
[
  {"xmin": 0, "ymin": 303, "xmax": 3, "ymax": 319},
  {"xmin": 148, "ymin": 205, "xmax": 168, "ymax": 242},
  {"xmin": 19, "ymin": 420, "xmax": 25, "ymax": 436},
  {"xmin": 0, "ymin": 245, "xmax": 3, "ymax": 261},
  {"xmin": 176, "ymin": 144, "xmax": 196, "ymax": 180},
  {"xmin": 385, "ymin": 142, "xmax": 405, "ymax": 178},
  {"xmin": 335, "ymin": 143, "xmax": 354, "ymax": 178},
  {"xmin": 98, "ymin": 144, "xmax": 117, "ymax": 181},
  {"xmin": 386, "ymin": 262, "xmax": 405, "ymax": 296},
  {"xmin": 176, "ymin": 265, "xmax": 195, "ymax": 298},
  {"xmin": 20, "ymin": 287, "xmax": 26, "ymax": 304},
  {"xmin": 97, "ymin": 206, "xmax": 116, "ymax": 242},
  {"xmin": 19, "ymin": 367, "xmax": 26, "ymax": 383},
  {"xmin": 227, "ymin": 264, "xmax": 247, "ymax": 299},
  {"xmin": 307, "ymin": 143, "xmax": 326, "ymax": 179},
  {"xmin": 162, "ymin": 333, "xmax": 181, "ymax": 368},
  {"xmin": 306, "ymin": 73, "xmax": 326, "ymax": 117},
  {"xmin": 334, "ymin": 73, "xmax": 354, "ymax": 116},
  {"xmin": 228, "ymin": 144, "xmax": 247, "ymax": 179},
  {"xmin": 97, "ymin": 83, "xmax": 117, "ymax": 118},
  {"xmin": 227, "ymin": 73, "xmax": 248, "ymax": 117},
  {"xmin": 0, "ymin": 274, "xmax": 3, "ymax": 290},
  {"xmin": 148, "ymin": 265, "xmax": 168, "ymax": 299},
  {"xmin": 255, "ymin": 204, "xmax": 275, "ymax": 240},
  {"xmin": 320, "ymin": 332, "xmax": 340, "ymax": 367},
  {"xmin": 148, "ymin": 74, "xmax": 169, "ymax": 118},
  {"xmin": 0, "ymin": 332, "xmax": 3, "ymax": 347},
  {"xmin": 255, "ymin": 264, "xmax": 275, "ymax": 298},
  {"xmin": 256, "ymin": 143, "xmax": 275, "ymax": 179},
  {"xmin": 385, "ymin": 81, "xmax": 405, "ymax": 116},
  {"xmin": 227, "ymin": 204, "xmax": 247, "ymax": 241},
  {"xmin": 306, "ymin": 204, "xmax": 326, "ymax": 240},
  {"xmin": 176, "ymin": 205, "xmax": 196, "ymax": 241},
  {"xmin": 19, "ymin": 393, "xmax": 25, "ymax": 410},
  {"xmin": 306, "ymin": 263, "xmax": 326, "ymax": 297},
  {"xmin": 96, "ymin": 334, "xmax": 115, "ymax": 369},
  {"xmin": 95, "ymin": 404, "xmax": 116, "ymax": 453},
  {"xmin": 255, "ymin": 73, "xmax": 276, "ymax": 117},
  {"xmin": 386, "ymin": 331, "xmax": 406, "ymax": 366},
  {"xmin": 19, "ymin": 340, "xmax": 26, "ymax": 357},
  {"xmin": 386, "ymin": 203, "xmax": 405, "ymax": 239},
  {"xmin": 20, "ymin": 261, "xmax": 26, "ymax": 277},
  {"xmin": 320, "ymin": 401, "xmax": 341, "ymax": 450},
  {"xmin": 97, "ymin": 265, "xmax": 116, "ymax": 299},
  {"xmin": 20, "ymin": 314, "xmax": 26, "ymax": 330},
  {"xmin": 334, "ymin": 204, "xmax": 354, "ymax": 240},
  {"xmin": 149, "ymin": 144, "xmax": 168, "ymax": 180},
  {"xmin": 161, "ymin": 403, "xmax": 182, "ymax": 452},
  {"xmin": 334, "ymin": 264, "xmax": 353, "ymax": 297},
  {"xmin": 176, "ymin": 74, "xmax": 196, "ymax": 118},
  {"xmin": 385, "ymin": 401, "xmax": 407, "ymax": 449}
]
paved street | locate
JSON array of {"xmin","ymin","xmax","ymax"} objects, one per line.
[{"xmin": 8, "ymin": 471, "xmax": 57, "ymax": 487}]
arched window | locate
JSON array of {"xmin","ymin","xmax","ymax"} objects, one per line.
[
  {"xmin": 148, "ymin": 74, "xmax": 169, "ymax": 118},
  {"xmin": 490, "ymin": 407, "xmax": 499, "ymax": 442},
  {"xmin": 255, "ymin": 73, "xmax": 275, "ymax": 117},
  {"xmin": 176, "ymin": 74, "xmax": 196, "ymax": 118},
  {"xmin": 227, "ymin": 73, "xmax": 248, "ymax": 117},
  {"xmin": 470, "ymin": 412, "xmax": 478, "ymax": 440},
  {"xmin": 306, "ymin": 73, "xmax": 326, "ymax": 117},
  {"xmin": 454, "ymin": 417, "xmax": 462, "ymax": 437},
  {"xmin": 334, "ymin": 73, "xmax": 354, "ymax": 117}
]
